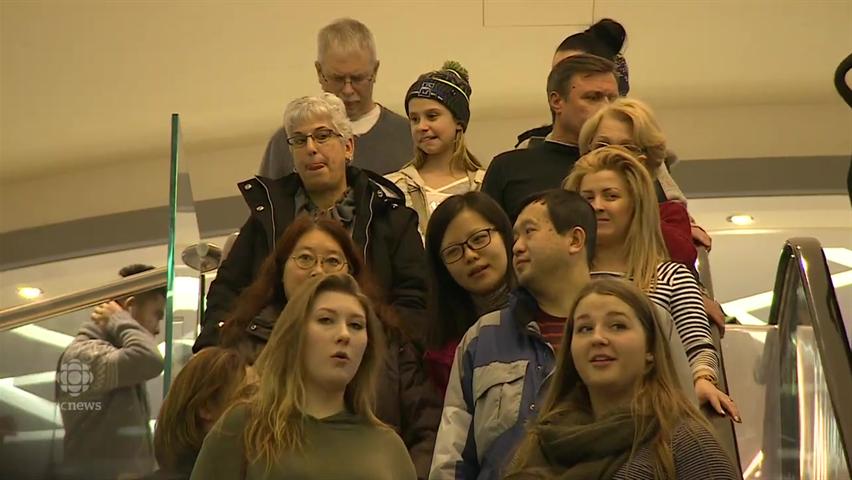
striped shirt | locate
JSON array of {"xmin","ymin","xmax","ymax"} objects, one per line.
[
  {"xmin": 535, "ymin": 309, "xmax": 567, "ymax": 352},
  {"xmin": 592, "ymin": 262, "xmax": 719, "ymax": 380},
  {"xmin": 613, "ymin": 420, "xmax": 738, "ymax": 479}
]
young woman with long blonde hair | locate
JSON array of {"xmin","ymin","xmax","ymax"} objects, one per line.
[
  {"xmin": 505, "ymin": 278, "xmax": 737, "ymax": 479},
  {"xmin": 190, "ymin": 274, "xmax": 415, "ymax": 480},
  {"xmin": 563, "ymin": 147, "xmax": 740, "ymax": 419}
]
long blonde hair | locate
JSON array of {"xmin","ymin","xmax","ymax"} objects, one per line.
[
  {"xmin": 237, "ymin": 273, "xmax": 386, "ymax": 469},
  {"xmin": 508, "ymin": 278, "xmax": 710, "ymax": 479},
  {"xmin": 412, "ymin": 128, "xmax": 481, "ymax": 173},
  {"xmin": 563, "ymin": 146, "xmax": 668, "ymax": 291}
]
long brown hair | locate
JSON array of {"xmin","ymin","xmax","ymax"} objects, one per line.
[
  {"xmin": 220, "ymin": 215, "xmax": 390, "ymax": 358},
  {"xmin": 563, "ymin": 146, "xmax": 668, "ymax": 291},
  {"xmin": 238, "ymin": 273, "xmax": 387, "ymax": 470},
  {"xmin": 508, "ymin": 278, "xmax": 709, "ymax": 479},
  {"xmin": 153, "ymin": 347, "xmax": 249, "ymax": 470}
]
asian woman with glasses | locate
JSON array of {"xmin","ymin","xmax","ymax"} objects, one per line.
[
  {"xmin": 421, "ymin": 192, "xmax": 515, "ymax": 395},
  {"xmin": 217, "ymin": 215, "xmax": 441, "ymax": 479}
]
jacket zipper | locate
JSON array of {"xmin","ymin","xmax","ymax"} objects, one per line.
[
  {"xmin": 257, "ymin": 178, "xmax": 276, "ymax": 244},
  {"xmin": 526, "ymin": 321, "xmax": 556, "ymax": 399},
  {"xmin": 364, "ymin": 190, "xmax": 374, "ymax": 260}
]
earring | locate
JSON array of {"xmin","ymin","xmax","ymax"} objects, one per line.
[{"xmin": 646, "ymin": 353, "xmax": 654, "ymax": 363}]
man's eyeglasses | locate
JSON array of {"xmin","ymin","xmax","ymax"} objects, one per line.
[
  {"xmin": 591, "ymin": 141, "xmax": 646, "ymax": 156},
  {"xmin": 290, "ymin": 252, "xmax": 348, "ymax": 272},
  {"xmin": 319, "ymin": 70, "xmax": 375, "ymax": 89},
  {"xmin": 286, "ymin": 128, "xmax": 343, "ymax": 148},
  {"xmin": 441, "ymin": 228, "xmax": 498, "ymax": 264}
]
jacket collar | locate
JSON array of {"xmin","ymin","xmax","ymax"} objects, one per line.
[
  {"xmin": 237, "ymin": 166, "xmax": 406, "ymax": 253},
  {"xmin": 394, "ymin": 163, "xmax": 486, "ymax": 192},
  {"xmin": 507, "ymin": 287, "xmax": 543, "ymax": 332}
]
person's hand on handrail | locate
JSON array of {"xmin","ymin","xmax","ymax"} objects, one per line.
[{"xmin": 695, "ymin": 377, "xmax": 742, "ymax": 423}]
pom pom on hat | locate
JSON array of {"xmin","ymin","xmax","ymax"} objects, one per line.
[{"xmin": 405, "ymin": 60, "xmax": 472, "ymax": 130}]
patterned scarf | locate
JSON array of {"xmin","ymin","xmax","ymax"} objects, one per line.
[{"xmin": 294, "ymin": 186, "xmax": 357, "ymax": 231}]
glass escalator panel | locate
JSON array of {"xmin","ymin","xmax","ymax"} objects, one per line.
[
  {"xmin": 795, "ymin": 325, "xmax": 849, "ymax": 479},
  {"xmin": 0, "ymin": 308, "xmax": 168, "ymax": 480}
]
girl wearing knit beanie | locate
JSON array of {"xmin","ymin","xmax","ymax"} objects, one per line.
[{"xmin": 385, "ymin": 61, "xmax": 485, "ymax": 239}]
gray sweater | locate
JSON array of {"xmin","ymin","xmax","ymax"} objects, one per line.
[
  {"xmin": 258, "ymin": 105, "xmax": 413, "ymax": 179},
  {"xmin": 56, "ymin": 311, "xmax": 164, "ymax": 480}
]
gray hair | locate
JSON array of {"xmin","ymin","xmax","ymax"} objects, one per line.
[
  {"xmin": 283, "ymin": 93, "xmax": 354, "ymax": 142},
  {"xmin": 317, "ymin": 18, "xmax": 377, "ymax": 64}
]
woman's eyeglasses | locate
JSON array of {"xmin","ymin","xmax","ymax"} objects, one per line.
[
  {"xmin": 286, "ymin": 128, "xmax": 343, "ymax": 148},
  {"xmin": 441, "ymin": 228, "xmax": 498, "ymax": 264},
  {"xmin": 290, "ymin": 252, "xmax": 348, "ymax": 272}
]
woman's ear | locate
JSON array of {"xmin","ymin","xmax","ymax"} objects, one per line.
[{"xmin": 344, "ymin": 136, "xmax": 355, "ymax": 163}]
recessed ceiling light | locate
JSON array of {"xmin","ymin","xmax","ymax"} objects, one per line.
[
  {"xmin": 16, "ymin": 286, "xmax": 43, "ymax": 300},
  {"xmin": 726, "ymin": 214, "xmax": 755, "ymax": 226}
]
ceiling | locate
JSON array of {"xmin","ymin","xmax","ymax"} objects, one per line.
[{"xmin": 1, "ymin": 0, "xmax": 851, "ymax": 184}]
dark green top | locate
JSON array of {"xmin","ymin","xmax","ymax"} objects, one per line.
[{"xmin": 190, "ymin": 405, "xmax": 416, "ymax": 480}]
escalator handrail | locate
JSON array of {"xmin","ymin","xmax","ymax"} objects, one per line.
[
  {"xmin": 693, "ymin": 246, "xmax": 742, "ymax": 469},
  {"xmin": 0, "ymin": 266, "xmax": 167, "ymax": 332},
  {"xmin": 768, "ymin": 237, "xmax": 852, "ymax": 469}
]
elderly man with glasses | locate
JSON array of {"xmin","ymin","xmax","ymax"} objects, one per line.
[
  {"xmin": 195, "ymin": 92, "xmax": 428, "ymax": 352},
  {"xmin": 259, "ymin": 18, "xmax": 413, "ymax": 179}
]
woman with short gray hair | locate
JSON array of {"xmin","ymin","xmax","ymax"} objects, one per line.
[{"xmin": 194, "ymin": 93, "xmax": 429, "ymax": 352}]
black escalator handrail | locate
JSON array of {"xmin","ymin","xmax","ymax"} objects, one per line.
[
  {"xmin": 768, "ymin": 237, "xmax": 852, "ymax": 470},
  {"xmin": 0, "ymin": 266, "xmax": 168, "ymax": 332}
]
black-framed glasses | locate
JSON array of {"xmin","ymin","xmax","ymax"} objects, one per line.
[
  {"xmin": 290, "ymin": 252, "xmax": 348, "ymax": 272},
  {"xmin": 441, "ymin": 228, "xmax": 497, "ymax": 264},
  {"xmin": 319, "ymin": 70, "xmax": 375, "ymax": 89},
  {"xmin": 286, "ymin": 128, "xmax": 343, "ymax": 148},
  {"xmin": 591, "ymin": 141, "xmax": 646, "ymax": 156}
]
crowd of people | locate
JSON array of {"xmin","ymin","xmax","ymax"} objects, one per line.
[{"xmin": 56, "ymin": 16, "xmax": 744, "ymax": 480}]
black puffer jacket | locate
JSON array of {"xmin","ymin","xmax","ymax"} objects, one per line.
[{"xmin": 193, "ymin": 166, "xmax": 429, "ymax": 352}]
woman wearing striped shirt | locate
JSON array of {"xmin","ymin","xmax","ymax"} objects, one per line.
[
  {"xmin": 505, "ymin": 278, "xmax": 738, "ymax": 479},
  {"xmin": 563, "ymin": 146, "xmax": 740, "ymax": 420}
]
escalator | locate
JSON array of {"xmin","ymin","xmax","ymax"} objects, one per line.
[
  {"xmin": 0, "ymin": 238, "xmax": 849, "ymax": 479},
  {"xmin": 717, "ymin": 238, "xmax": 851, "ymax": 479}
]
